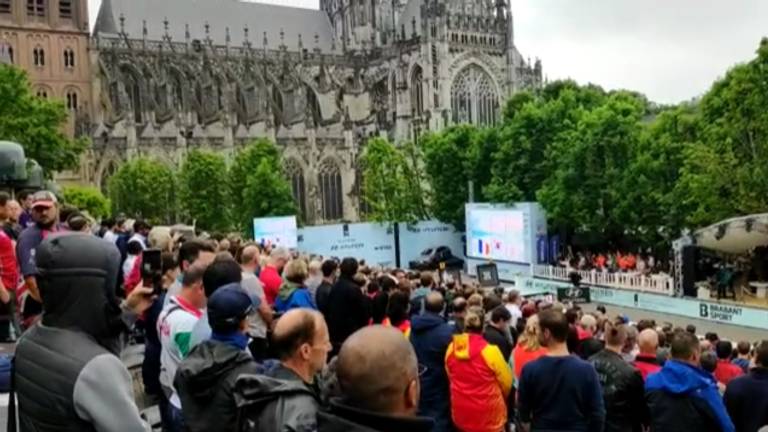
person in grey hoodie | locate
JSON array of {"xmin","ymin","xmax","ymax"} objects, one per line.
[
  {"xmin": 12, "ymin": 233, "xmax": 152, "ymax": 432},
  {"xmin": 174, "ymin": 285, "xmax": 261, "ymax": 432}
]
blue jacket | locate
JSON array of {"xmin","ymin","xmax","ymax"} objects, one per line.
[
  {"xmin": 275, "ymin": 281, "xmax": 317, "ymax": 313},
  {"xmin": 409, "ymin": 312, "xmax": 454, "ymax": 432},
  {"xmin": 646, "ymin": 360, "xmax": 735, "ymax": 432}
]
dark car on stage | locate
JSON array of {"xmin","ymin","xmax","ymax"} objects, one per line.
[{"xmin": 409, "ymin": 246, "xmax": 464, "ymax": 271}]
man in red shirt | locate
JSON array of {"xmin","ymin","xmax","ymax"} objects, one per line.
[
  {"xmin": 0, "ymin": 192, "xmax": 20, "ymax": 341},
  {"xmin": 714, "ymin": 341, "xmax": 744, "ymax": 385},
  {"xmin": 259, "ymin": 246, "xmax": 289, "ymax": 305},
  {"xmin": 633, "ymin": 329, "xmax": 662, "ymax": 380}
]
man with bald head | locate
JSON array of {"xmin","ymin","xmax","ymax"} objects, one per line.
[
  {"xmin": 410, "ymin": 292, "xmax": 454, "ymax": 431},
  {"xmin": 633, "ymin": 328, "xmax": 662, "ymax": 380},
  {"xmin": 318, "ymin": 326, "xmax": 434, "ymax": 431},
  {"xmin": 239, "ymin": 243, "xmax": 273, "ymax": 360},
  {"xmin": 235, "ymin": 308, "xmax": 330, "ymax": 431}
]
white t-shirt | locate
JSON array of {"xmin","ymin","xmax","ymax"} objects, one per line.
[
  {"xmin": 157, "ymin": 295, "xmax": 202, "ymax": 408},
  {"xmin": 505, "ymin": 303, "xmax": 522, "ymax": 328},
  {"xmin": 102, "ymin": 230, "xmax": 118, "ymax": 244}
]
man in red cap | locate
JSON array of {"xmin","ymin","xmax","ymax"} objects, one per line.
[{"xmin": 16, "ymin": 190, "xmax": 60, "ymax": 328}]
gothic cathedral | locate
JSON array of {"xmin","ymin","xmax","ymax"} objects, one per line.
[{"xmin": 4, "ymin": 0, "xmax": 542, "ymax": 224}]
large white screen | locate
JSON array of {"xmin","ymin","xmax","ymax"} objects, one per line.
[
  {"xmin": 466, "ymin": 209, "xmax": 527, "ymax": 262},
  {"xmin": 253, "ymin": 216, "xmax": 298, "ymax": 249}
]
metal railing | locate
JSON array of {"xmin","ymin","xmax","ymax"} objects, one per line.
[{"xmin": 534, "ymin": 264, "xmax": 675, "ymax": 296}]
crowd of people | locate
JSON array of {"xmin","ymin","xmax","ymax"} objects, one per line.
[
  {"xmin": 558, "ymin": 249, "xmax": 668, "ymax": 276},
  {"xmin": 0, "ymin": 190, "xmax": 767, "ymax": 432}
]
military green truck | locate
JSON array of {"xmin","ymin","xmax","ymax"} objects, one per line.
[{"xmin": 0, "ymin": 141, "xmax": 47, "ymax": 197}]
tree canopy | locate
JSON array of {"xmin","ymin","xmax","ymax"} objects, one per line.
[
  {"xmin": 228, "ymin": 139, "xmax": 296, "ymax": 235},
  {"xmin": 360, "ymin": 137, "xmax": 430, "ymax": 223},
  {"xmin": 0, "ymin": 65, "xmax": 87, "ymax": 176},
  {"xmin": 413, "ymin": 38, "xmax": 768, "ymax": 252},
  {"xmin": 178, "ymin": 150, "xmax": 230, "ymax": 232},
  {"xmin": 108, "ymin": 158, "xmax": 176, "ymax": 224},
  {"xmin": 62, "ymin": 186, "xmax": 111, "ymax": 220}
]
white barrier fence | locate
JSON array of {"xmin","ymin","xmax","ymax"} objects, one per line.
[{"xmin": 533, "ymin": 265, "xmax": 675, "ymax": 296}]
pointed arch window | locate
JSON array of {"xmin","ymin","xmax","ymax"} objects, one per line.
[
  {"xmin": 33, "ymin": 46, "xmax": 45, "ymax": 66},
  {"xmin": 35, "ymin": 87, "xmax": 48, "ymax": 99},
  {"xmin": 65, "ymin": 89, "xmax": 78, "ymax": 110},
  {"xmin": 284, "ymin": 158, "xmax": 307, "ymax": 221},
  {"xmin": 122, "ymin": 67, "xmax": 143, "ymax": 123},
  {"xmin": 318, "ymin": 159, "xmax": 343, "ymax": 221},
  {"xmin": 451, "ymin": 64, "xmax": 499, "ymax": 126},
  {"xmin": 410, "ymin": 65, "xmax": 423, "ymax": 117},
  {"xmin": 63, "ymin": 48, "xmax": 75, "ymax": 68}
]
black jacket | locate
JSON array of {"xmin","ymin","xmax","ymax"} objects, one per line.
[
  {"xmin": 174, "ymin": 339, "xmax": 261, "ymax": 432},
  {"xmin": 578, "ymin": 337, "xmax": 605, "ymax": 360},
  {"xmin": 483, "ymin": 325, "xmax": 513, "ymax": 362},
  {"xmin": 588, "ymin": 349, "xmax": 647, "ymax": 432},
  {"xmin": 318, "ymin": 399, "xmax": 435, "ymax": 432},
  {"xmin": 316, "ymin": 281, "xmax": 333, "ymax": 316},
  {"xmin": 410, "ymin": 312, "xmax": 454, "ymax": 432},
  {"xmin": 325, "ymin": 276, "xmax": 370, "ymax": 351},
  {"xmin": 724, "ymin": 367, "xmax": 768, "ymax": 432},
  {"xmin": 370, "ymin": 291, "xmax": 389, "ymax": 324},
  {"xmin": 234, "ymin": 364, "xmax": 321, "ymax": 432}
]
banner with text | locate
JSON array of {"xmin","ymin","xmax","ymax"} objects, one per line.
[
  {"xmin": 297, "ymin": 223, "xmax": 396, "ymax": 267},
  {"xmin": 515, "ymin": 276, "xmax": 768, "ymax": 330}
]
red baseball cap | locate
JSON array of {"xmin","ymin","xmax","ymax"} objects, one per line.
[{"xmin": 31, "ymin": 190, "xmax": 58, "ymax": 209}]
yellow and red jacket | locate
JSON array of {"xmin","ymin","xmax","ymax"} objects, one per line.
[
  {"xmin": 445, "ymin": 332, "xmax": 513, "ymax": 432},
  {"xmin": 381, "ymin": 317, "xmax": 411, "ymax": 338}
]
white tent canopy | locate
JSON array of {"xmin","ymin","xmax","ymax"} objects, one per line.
[{"xmin": 693, "ymin": 213, "xmax": 768, "ymax": 254}]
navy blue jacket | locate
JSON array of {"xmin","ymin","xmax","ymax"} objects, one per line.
[
  {"xmin": 409, "ymin": 312, "xmax": 454, "ymax": 432},
  {"xmin": 723, "ymin": 367, "xmax": 768, "ymax": 432}
]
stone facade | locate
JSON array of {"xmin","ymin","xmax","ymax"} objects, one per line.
[
  {"xmin": 0, "ymin": 0, "xmax": 91, "ymax": 140},
  {"xmin": 85, "ymin": 0, "xmax": 542, "ymax": 225}
]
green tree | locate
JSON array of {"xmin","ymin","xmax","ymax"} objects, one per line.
[
  {"xmin": 672, "ymin": 38, "xmax": 768, "ymax": 228},
  {"xmin": 615, "ymin": 105, "xmax": 698, "ymax": 249},
  {"xmin": 178, "ymin": 150, "xmax": 230, "ymax": 232},
  {"xmin": 229, "ymin": 139, "xmax": 296, "ymax": 235},
  {"xmin": 487, "ymin": 81, "xmax": 607, "ymax": 204},
  {"xmin": 537, "ymin": 91, "xmax": 646, "ymax": 246},
  {"xmin": 421, "ymin": 125, "xmax": 498, "ymax": 229},
  {"xmin": 360, "ymin": 137, "xmax": 429, "ymax": 223},
  {"xmin": 108, "ymin": 158, "xmax": 176, "ymax": 224},
  {"xmin": 0, "ymin": 65, "xmax": 87, "ymax": 175},
  {"xmin": 62, "ymin": 185, "xmax": 111, "ymax": 219}
]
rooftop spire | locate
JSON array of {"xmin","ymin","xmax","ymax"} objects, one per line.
[{"xmin": 94, "ymin": 0, "xmax": 118, "ymax": 35}]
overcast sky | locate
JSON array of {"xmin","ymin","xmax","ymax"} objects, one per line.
[{"xmin": 87, "ymin": 0, "xmax": 768, "ymax": 104}]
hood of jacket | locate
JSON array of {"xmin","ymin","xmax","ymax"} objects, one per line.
[
  {"xmin": 233, "ymin": 370, "xmax": 317, "ymax": 409},
  {"xmin": 410, "ymin": 287, "xmax": 430, "ymax": 300},
  {"xmin": 175, "ymin": 340, "xmax": 254, "ymax": 400},
  {"xmin": 36, "ymin": 232, "xmax": 123, "ymax": 354},
  {"xmin": 410, "ymin": 312, "xmax": 446, "ymax": 333},
  {"xmin": 278, "ymin": 279, "xmax": 303, "ymax": 301},
  {"xmin": 646, "ymin": 359, "xmax": 715, "ymax": 395}
]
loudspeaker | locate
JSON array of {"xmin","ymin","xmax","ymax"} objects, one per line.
[{"xmin": 681, "ymin": 245, "xmax": 698, "ymax": 297}]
